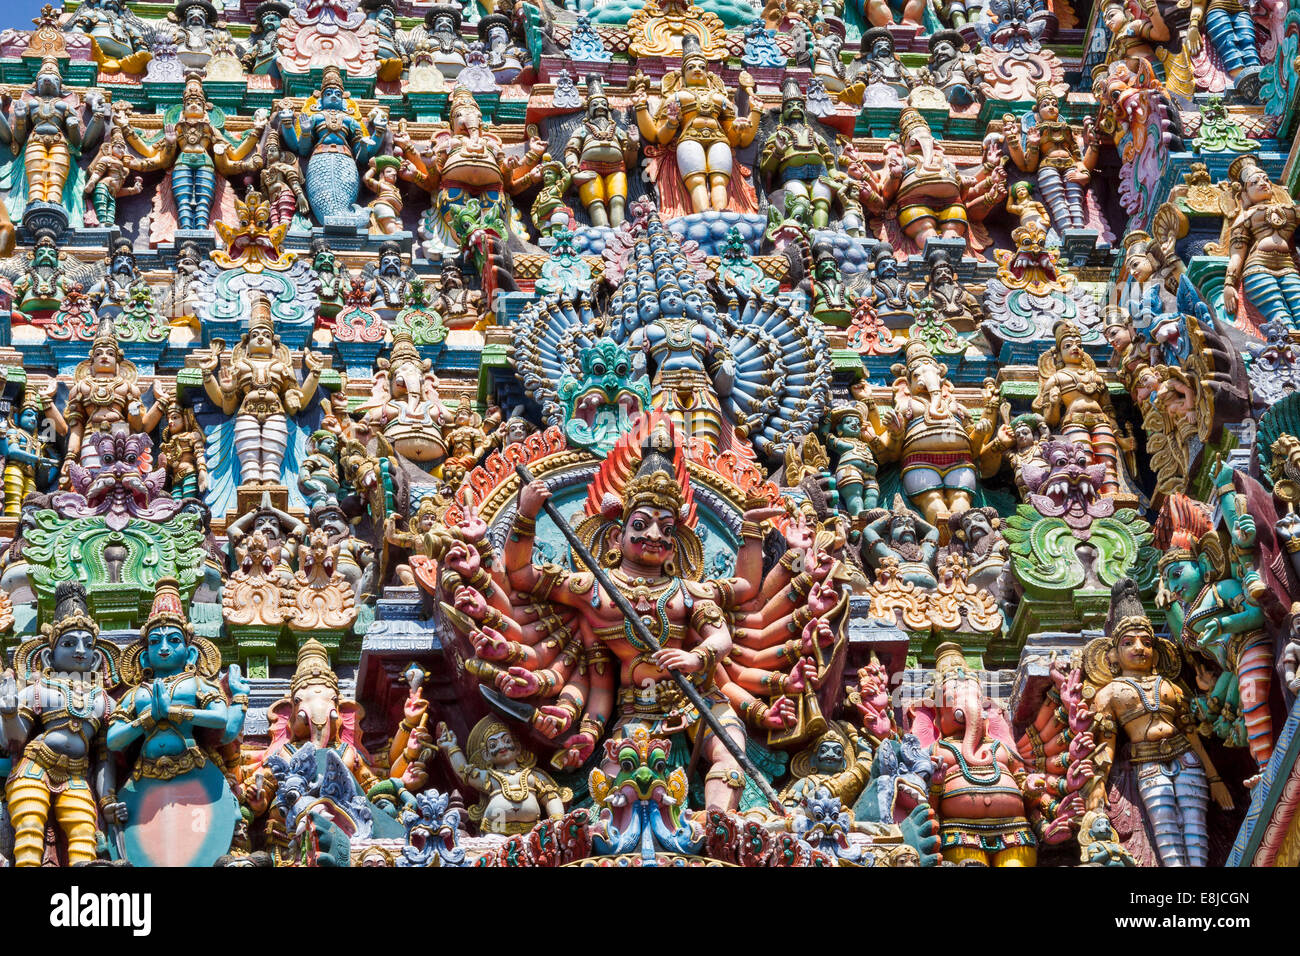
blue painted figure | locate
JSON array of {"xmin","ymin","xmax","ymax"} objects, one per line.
[
  {"xmin": 278, "ymin": 66, "xmax": 389, "ymax": 225},
  {"xmin": 106, "ymin": 579, "xmax": 247, "ymax": 867}
]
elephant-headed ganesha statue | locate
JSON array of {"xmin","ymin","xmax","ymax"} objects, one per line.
[{"xmin": 909, "ymin": 642, "xmax": 1044, "ymax": 865}]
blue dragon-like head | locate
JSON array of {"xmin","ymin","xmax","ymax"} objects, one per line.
[
  {"xmin": 555, "ymin": 338, "xmax": 651, "ymax": 457},
  {"xmin": 397, "ymin": 789, "xmax": 467, "ymax": 867}
]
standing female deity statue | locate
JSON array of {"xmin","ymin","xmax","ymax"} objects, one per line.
[
  {"xmin": 1084, "ymin": 578, "xmax": 1232, "ymax": 867},
  {"xmin": 1003, "ymin": 84, "xmax": 1100, "ymax": 233},
  {"xmin": 199, "ymin": 295, "xmax": 326, "ymax": 486},
  {"xmin": 278, "ymin": 66, "xmax": 389, "ymax": 225},
  {"xmin": 631, "ymin": 35, "xmax": 761, "ymax": 216},
  {"xmin": 1032, "ymin": 320, "xmax": 1132, "ymax": 498},
  {"xmin": 1221, "ymin": 155, "xmax": 1300, "ymax": 330},
  {"xmin": 0, "ymin": 57, "xmax": 110, "ymax": 227},
  {"xmin": 0, "ymin": 582, "xmax": 125, "ymax": 866},
  {"xmin": 118, "ymin": 75, "xmax": 266, "ymax": 231}
]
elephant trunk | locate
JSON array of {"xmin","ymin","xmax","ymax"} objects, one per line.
[{"xmin": 956, "ymin": 679, "xmax": 991, "ymax": 766}]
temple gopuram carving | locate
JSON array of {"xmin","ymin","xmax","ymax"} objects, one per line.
[{"xmin": 0, "ymin": 0, "xmax": 1299, "ymax": 875}]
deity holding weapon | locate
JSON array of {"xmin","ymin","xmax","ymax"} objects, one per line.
[
  {"xmin": 435, "ymin": 717, "xmax": 571, "ymax": 835},
  {"xmin": 444, "ymin": 424, "xmax": 824, "ymax": 812},
  {"xmin": 0, "ymin": 582, "xmax": 125, "ymax": 866}
]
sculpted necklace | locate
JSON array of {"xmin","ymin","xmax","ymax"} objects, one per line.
[{"xmin": 612, "ymin": 569, "xmax": 678, "ymax": 652}]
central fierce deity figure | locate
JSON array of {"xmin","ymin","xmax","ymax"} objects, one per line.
[{"xmin": 492, "ymin": 426, "xmax": 789, "ymax": 810}]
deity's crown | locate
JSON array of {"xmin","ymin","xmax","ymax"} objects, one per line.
[
  {"xmin": 1033, "ymin": 81, "xmax": 1059, "ymax": 103},
  {"xmin": 1105, "ymin": 576, "xmax": 1152, "ymax": 642},
  {"xmin": 389, "ymin": 328, "xmax": 422, "ymax": 365},
  {"xmin": 320, "ymin": 65, "xmax": 346, "ymax": 93},
  {"xmin": 781, "ymin": 75, "xmax": 804, "ymax": 106},
  {"xmin": 248, "ymin": 293, "xmax": 275, "ymax": 333},
  {"xmin": 91, "ymin": 316, "xmax": 122, "ymax": 354},
  {"xmin": 680, "ymin": 33, "xmax": 706, "ymax": 69},
  {"xmin": 45, "ymin": 580, "xmax": 98, "ymax": 645},
  {"xmin": 897, "ymin": 108, "xmax": 929, "ymax": 142},
  {"xmin": 141, "ymin": 577, "xmax": 194, "ymax": 640},
  {"xmin": 903, "ymin": 337, "xmax": 938, "ymax": 369},
  {"xmin": 1121, "ymin": 229, "xmax": 1152, "ymax": 252},
  {"xmin": 1101, "ymin": 305, "xmax": 1130, "ymax": 331},
  {"xmin": 1053, "ymin": 318, "xmax": 1082, "ymax": 348},
  {"xmin": 621, "ymin": 425, "xmax": 686, "ymax": 522},
  {"xmin": 36, "ymin": 54, "xmax": 61, "ymax": 80},
  {"xmin": 1227, "ymin": 153, "xmax": 1263, "ymax": 185},
  {"xmin": 448, "ymin": 86, "xmax": 480, "ymax": 117},
  {"xmin": 932, "ymin": 641, "xmax": 970, "ymax": 680},
  {"xmin": 585, "ymin": 73, "xmax": 608, "ymax": 108},
  {"xmin": 291, "ymin": 638, "xmax": 339, "ymax": 695}
]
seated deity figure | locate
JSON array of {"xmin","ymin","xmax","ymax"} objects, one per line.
[
  {"xmin": 631, "ymin": 35, "xmax": 761, "ymax": 216},
  {"xmin": 860, "ymin": 109, "xmax": 1005, "ymax": 250}
]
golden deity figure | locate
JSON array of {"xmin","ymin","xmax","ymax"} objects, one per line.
[
  {"xmin": 563, "ymin": 75, "xmax": 639, "ymax": 228},
  {"xmin": 42, "ymin": 319, "xmax": 162, "ymax": 484},
  {"xmin": 435, "ymin": 717, "xmax": 572, "ymax": 835},
  {"xmin": 1032, "ymin": 319, "xmax": 1135, "ymax": 500},
  {"xmin": 631, "ymin": 35, "xmax": 762, "ymax": 217},
  {"xmin": 199, "ymin": 295, "xmax": 326, "ymax": 487},
  {"xmin": 0, "ymin": 56, "xmax": 112, "ymax": 220}
]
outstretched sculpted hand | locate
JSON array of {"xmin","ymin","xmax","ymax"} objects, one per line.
[
  {"xmin": 453, "ymin": 585, "xmax": 488, "ymax": 620},
  {"xmin": 497, "ymin": 666, "xmax": 541, "ymax": 699},
  {"xmin": 764, "ymin": 695, "xmax": 798, "ymax": 729},
  {"xmin": 532, "ymin": 704, "xmax": 574, "ymax": 739},
  {"xmin": 555, "ymin": 730, "xmax": 597, "ymax": 770},
  {"xmin": 473, "ymin": 626, "xmax": 511, "ymax": 661},
  {"xmin": 444, "ymin": 542, "xmax": 481, "ymax": 579}
]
